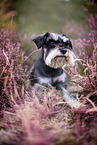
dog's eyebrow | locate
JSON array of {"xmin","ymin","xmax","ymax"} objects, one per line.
[
  {"xmin": 62, "ymin": 37, "xmax": 69, "ymax": 42},
  {"xmin": 50, "ymin": 33, "xmax": 59, "ymax": 41}
]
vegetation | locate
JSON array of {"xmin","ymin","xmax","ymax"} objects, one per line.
[
  {"xmin": 0, "ymin": 0, "xmax": 16, "ymax": 30},
  {"xmin": 0, "ymin": 0, "xmax": 97, "ymax": 145}
]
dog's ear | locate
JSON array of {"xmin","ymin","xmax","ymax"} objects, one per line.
[{"xmin": 32, "ymin": 32, "xmax": 49, "ymax": 49}]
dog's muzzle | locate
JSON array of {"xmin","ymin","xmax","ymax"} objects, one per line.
[{"xmin": 45, "ymin": 47, "xmax": 75, "ymax": 69}]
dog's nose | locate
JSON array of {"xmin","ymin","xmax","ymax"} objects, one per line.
[{"xmin": 60, "ymin": 49, "xmax": 67, "ymax": 54}]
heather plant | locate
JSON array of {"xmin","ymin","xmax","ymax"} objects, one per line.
[
  {"xmin": 0, "ymin": 82, "xmax": 70, "ymax": 145},
  {"xmin": 0, "ymin": 24, "xmax": 29, "ymax": 109},
  {"xmin": 70, "ymin": 41, "xmax": 97, "ymax": 92},
  {"xmin": 65, "ymin": 14, "xmax": 97, "ymax": 107},
  {"xmin": 1, "ymin": 84, "xmax": 97, "ymax": 145}
]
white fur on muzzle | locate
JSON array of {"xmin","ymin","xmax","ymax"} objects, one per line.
[{"xmin": 45, "ymin": 48, "xmax": 76, "ymax": 68}]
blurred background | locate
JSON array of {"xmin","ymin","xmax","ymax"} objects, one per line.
[
  {"xmin": 16, "ymin": 0, "xmax": 92, "ymax": 35},
  {"xmin": 15, "ymin": 0, "xmax": 97, "ymax": 35},
  {"xmin": 0, "ymin": 0, "xmax": 97, "ymax": 65},
  {"xmin": 1, "ymin": 0, "xmax": 97, "ymax": 35}
]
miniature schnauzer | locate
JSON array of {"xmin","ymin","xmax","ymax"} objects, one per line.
[{"xmin": 30, "ymin": 32, "xmax": 84, "ymax": 108}]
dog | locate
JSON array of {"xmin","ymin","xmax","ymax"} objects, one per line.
[{"xmin": 30, "ymin": 32, "xmax": 84, "ymax": 108}]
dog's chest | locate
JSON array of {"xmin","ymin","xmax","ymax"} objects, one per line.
[{"xmin": 38, "ymin": 71, "xmax": 66, "ymax": 85}]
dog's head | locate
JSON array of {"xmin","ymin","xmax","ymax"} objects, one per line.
[{"xmin": 33, "ymin": 32, "xmax": 75, "ymax": 68}]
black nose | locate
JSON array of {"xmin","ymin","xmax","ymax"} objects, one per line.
[{"xmin": 60, "ymin": 49, "xmax": 67, "ymax": 54}]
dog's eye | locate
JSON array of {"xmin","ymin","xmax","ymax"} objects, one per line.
[
  {"xmin": 50, "ymin": 41, "xmax": 54, "ymax": 44},
  {"xmin": 49, "ymin": 41, "xmax": 55, "ymax": 46}
]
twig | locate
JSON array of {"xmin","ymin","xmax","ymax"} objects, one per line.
[
  {"xmin": 85, "ymin": 90, "xmax": 97, "ymax": 99},
  {"xmin": 86, "ymin": 98, "xmax": 96, "ymax": 108},
  {"xmin": 86, "ymin": 107, "xmax": 97, "ymax": 113},
  {"xmin": 83, "ymin": 90, "xmax": 97, "ymax": 104},
  {"xmin": 23, "ymin": 49, "xmax": 40, "ymax": 63},
  {"xmin": 3, "ymin": 49, "xmax": 10, "ymax": 66},
  {"xmin": 62, "ymin": 67, "xmax": 72, "ymax": 77}
]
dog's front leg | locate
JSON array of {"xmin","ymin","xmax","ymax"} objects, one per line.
[
  {"xmin": 62, "ymin": 88, "xmax": 85, "ymax": 108},
  {"xmin": 55, "ymin": 82, "xmax": 84, "ymax": 108}
]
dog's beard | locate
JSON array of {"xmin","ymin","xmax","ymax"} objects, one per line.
[{"xmin": 45, "ymin": 48, "xmax": 75, "ymax": 69}]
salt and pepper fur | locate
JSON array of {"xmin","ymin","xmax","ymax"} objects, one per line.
[{"xmin": 30, "ymin": 32, "xmax": 84, "ymax": 108}]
